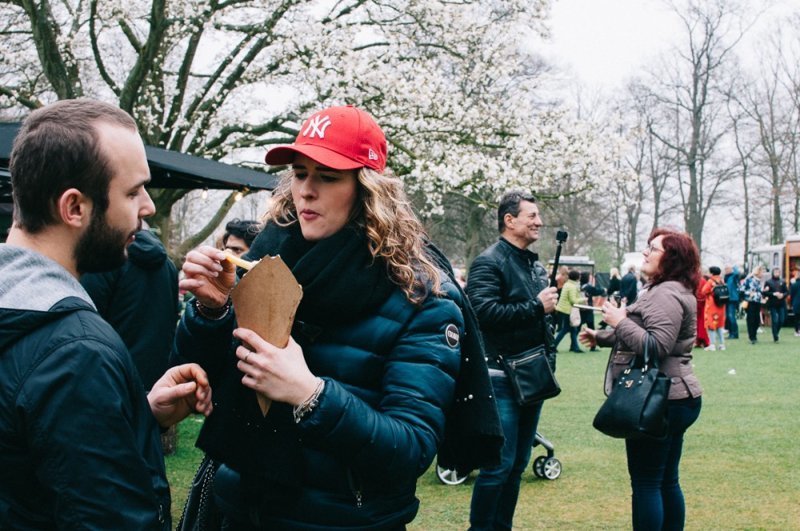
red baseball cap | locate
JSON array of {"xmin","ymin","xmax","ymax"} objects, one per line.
[{"xmin": 265, "ymin": 105, "xmax": 387, "ymax": 172}]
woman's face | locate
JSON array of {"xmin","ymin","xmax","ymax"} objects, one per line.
[
  {"xmin": 641, "ymin": 235, "xmax": 665, "ymax": 277},
  {"xmin": 290, "ymin": 154, "xmax": 359, "ymax": 241}
]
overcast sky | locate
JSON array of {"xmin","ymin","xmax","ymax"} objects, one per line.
[
  {"xmin": 537, "ymin": 0, "xmax": 800, "ymax": 265},
  {"xmin": 541, "ymin": 0, "xmax": 679, "ymax": 90},
  {"xmin": 541, "ymin": 0, "xmax": 800, "ymax": 90}
]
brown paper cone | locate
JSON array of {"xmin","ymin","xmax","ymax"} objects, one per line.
[{"xmin": 231, "ymin": 255, "xmax": 303, "ymax": 415}]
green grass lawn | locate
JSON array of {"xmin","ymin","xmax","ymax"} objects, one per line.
[{"xmin": 166, "ymin": 324, "xmax": 800, "ymax": 529}]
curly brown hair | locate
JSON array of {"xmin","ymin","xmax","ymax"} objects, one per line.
[{"xmin": 265, "ymin": 167, "xmax": 442, "ymax": 304}]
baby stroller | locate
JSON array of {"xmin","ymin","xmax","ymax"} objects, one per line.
[{"xmin": 435, "ymin": 431, "xmax": 562, "ymax": 485}]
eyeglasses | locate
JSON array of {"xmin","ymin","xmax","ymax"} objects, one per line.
[{"xmin": 644, "ymin": 244, "xmax": 664, "ymax": 255}]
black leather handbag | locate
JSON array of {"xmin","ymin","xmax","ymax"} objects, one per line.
[
  {"xmin": 176, "ymin": 455, "xmax": 222, "ymax": 531},
  {"xmin": 593, "ymin": 336, "xmax": 670, "ymax": 439},
  {"xmin": 500, "ymin": 345, "xmax": 561, "ymax": 406}
]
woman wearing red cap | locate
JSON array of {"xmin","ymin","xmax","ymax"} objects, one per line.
[{"xmin": 174, "ymin": 106, "xmax": 464, "ymax": 529}]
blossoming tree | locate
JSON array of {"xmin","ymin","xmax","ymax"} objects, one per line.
[{"xmin": 1, "ymin": 0, "xmax": 624, "ymax": 261}]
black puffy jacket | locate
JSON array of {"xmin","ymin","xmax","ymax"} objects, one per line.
[
  {"xmin": 466, "ymin": 238, "xmax": 550, "ymax": 369},
  {"xmin": 173, "ymin": 275, "xmax": 463, "ymax": 529}
]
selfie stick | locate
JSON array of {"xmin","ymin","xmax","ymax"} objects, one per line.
[
  {"xmin": 544, "ymin": 229, "xmax": 569, "ymax": 340},
  {"xmin": 549, "ymin": 230, "xmax": 569, "ymax": 286}
]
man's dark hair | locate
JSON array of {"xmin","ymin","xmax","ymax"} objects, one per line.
[
  {"xmin": 497, "ymin": 190, "xmax": 536, "ymax": 233},
  {"xmin": 709, "ymin": 266, "xmax": 721, "ymax": 275},
  {"xmin": 568, "ymin": 269, "xmax": 580, "ymax": 281},
  {"xmin": 223, "ymin": 219, "xmax": 262, "ymax": 248},
  {"xmin": 10, "ymin": 99, "xmax": 138, "ymax": 234},
  {"xmin": 579, "ymin": 271, "xmax": 590, "ymax": 284}
]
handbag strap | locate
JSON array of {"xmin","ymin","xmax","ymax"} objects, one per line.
[{"xmin": 641, "ymin": 334, "xmax": 659, "ymax": 370}]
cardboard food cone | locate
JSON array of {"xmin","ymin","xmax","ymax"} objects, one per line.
[{"xmin": 231, "ymin": 255, "xmax": 303, "ymax": 415}]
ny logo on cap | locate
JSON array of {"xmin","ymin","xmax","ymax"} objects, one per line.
[{"xmin": 303, "ymin": 115, "xmax": 332, "ymax": 139}]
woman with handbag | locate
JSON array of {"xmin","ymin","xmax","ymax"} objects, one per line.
[
  {"xmin": 579, "ymin": 228, "xmax": 703, "ymax": 531},
  {"xmin": 173, "ymin": 106, "xmax": 464, "ymax": 530},
  {"xmin": 553, "ymin": 269, "xmax": 586, "ymax": 352}
]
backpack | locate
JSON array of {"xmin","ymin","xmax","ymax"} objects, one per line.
[{"xmin": 712, "ymin": 282, "xmax": 730, "ymax": 305}]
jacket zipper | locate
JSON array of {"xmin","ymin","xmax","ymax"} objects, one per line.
[
  {"xmin": 347, "ymin": 468, "xmax": 363, "ymax": 508},
  {"xmin": 509, "ymin": 350, "xmax": 541, "ymax": 367}
]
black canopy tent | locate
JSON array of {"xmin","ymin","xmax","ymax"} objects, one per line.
[{"xmin": 1, "ymin": 122, "xmax": 277, "ymax": 237}]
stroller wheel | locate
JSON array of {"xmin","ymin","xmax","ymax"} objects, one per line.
[
  {"xmin": 532, "ymin": 456, "xmax": 547, "ymax": 478},
  {"xmin": 541, "ymin": 457, "xmax": 562, "ymax": 480},
  {"xmin": 436, "ymin": 464, "xmax": 469, "ymax": 485}
]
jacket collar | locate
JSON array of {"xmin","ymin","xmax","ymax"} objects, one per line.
[{"xmin": 498, "ymin": 237, "xmax": 539, "ymax": 261}]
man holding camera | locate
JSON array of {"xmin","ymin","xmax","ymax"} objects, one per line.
[{"xmin": 466, "ymin": 190, "xmax": 558, "ymax": 530}]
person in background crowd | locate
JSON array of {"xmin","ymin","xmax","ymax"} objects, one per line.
[
  {"xmin": 555, "ymin": 265, "xmax": 569, "ymax": 296},
  {"xmin": 762, "ymin": 267, "xmax": 788, "ymax": 342},
  {"xmin": 466, "ymin": 190, "xmax": 558, "ymax": 531},
  {"xmin": 599, "ymin": 267, "xmax": 623, "ymax": 330},
  {"xmin": 723, "ymin": 264, "xmax": 742, "ymax": 339},
  {"xmin": 174, "ymin": 105, "xmax": 464, "ymax": 529},
  {"xmin": 81, "ymin": 225, "xmax": 179, "ymax": 390},
  {"xmin": 619, "ymin": 264, "xmax": 638, "ymax": 304},
  {"xmin": 607, "ymin": 267, "xmax": 622, "ymax": 301},
  {"xmin": 695, "ymin": 270, "xmax": 710, "ymax": 348},
  {"xmin": 580, "ymin": 228, "xmax": 702, "ymax": 531},
  {"xmin": 0, "ymin": 99, "xmax": 212, "ymax": 529},
  {"xmin": 579, "ymin": 271, "xmax": 604, "ymax": 351},
  {"xmin": 742, "ymin": 266, "xmax": 764, "ymax": 344},
  {"xmin": 553, "ymin": 269, "xmax": 586, "ymax": 353},
  {"xmin": 452, "ymin": 266, "xmax": 468, "ymax": 288},
  {"xmin": 790, "ymin": 269, "xmax": 800, "ymax": 337},
  {"xmin": 700, "ymin": 266, "xmax": 726, "ymax": 351},
  {"xmin": 221, "ymin": 218, "xmax": 262, "ymax": 257},
  {"xmin": 553, "ymin": 265, "xmax": 570, "ymax": 334}
]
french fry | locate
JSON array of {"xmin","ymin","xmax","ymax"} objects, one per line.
[{"xmin": 223, "ymin": 251, "xmax": 259, "ymax": 271}]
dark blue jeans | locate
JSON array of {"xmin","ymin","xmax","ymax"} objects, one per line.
[
  {"xmin": 725, "ymin": 301, "xmax": 739, "ymax": 338},
  {"xmin": 769, "ymin": 305, "xmax": 786, "ymax": 340},
  {"xmin": 469, "ymin": 375, "xmax": 543, "ymax": 531},
  {"xmin": 553, "ymin": 311, "xmax": 580, "ymax": 351},
  {"xmin": 625, "ymin": 397, "xmax": 702, "ymax": 531}
]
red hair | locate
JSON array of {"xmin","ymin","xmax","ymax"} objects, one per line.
[{"xmin": 647, "ymin": 228, "xmax": 701, "ymax": 291}]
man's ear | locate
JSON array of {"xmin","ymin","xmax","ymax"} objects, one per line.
[
  {"xmin": 57, "ymin": 188, "xmax": 92, "ymax": 228},
  {"xmin": 503, "ymin": 212, "xmax": 515, "ymax": 231}
]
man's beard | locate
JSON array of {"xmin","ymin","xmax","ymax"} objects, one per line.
[{"xmin": 75, "ymin": 211, "xmax": 136, "ymax": 274}]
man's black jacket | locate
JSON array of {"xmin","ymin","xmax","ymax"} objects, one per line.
[
  {"xmin": 466, "ymin": 238, "xmax": 550, "ymax": 370},
  {"xmin": 763, "ymin": 277, "xmax": 788, "ymax": 309}
]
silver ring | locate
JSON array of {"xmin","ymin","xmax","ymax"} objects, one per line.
[{"xmin": 245, "ymin": 351, "xmax": 251, "ymax": 363}]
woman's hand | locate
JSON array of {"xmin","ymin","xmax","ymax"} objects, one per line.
[
  {"xmin": 179, "ymin": 245, "xmax": 236, "ymax": 308},
  {"xmin": 578, "ymin": 326, "xmax": 598, "ymax": 349},
  {"xmin": 233, "ymin": 328, "xmax": 320, "ymax": 406},
  {"xmin": 601, "ymin": 299, "xmax": 628, "ymax": 328}
]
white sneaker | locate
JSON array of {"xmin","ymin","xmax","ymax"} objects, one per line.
[
  {"xmin": 719, "ymin": 345, "xmax": 726, "ymax": 351},
  {"xmin": 704, "ymin": 345, "xmax": 716, "ymax": 351},
  {"xmin": 794, "ymin": 332, "xmax": 800, "ymax": 337}
]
